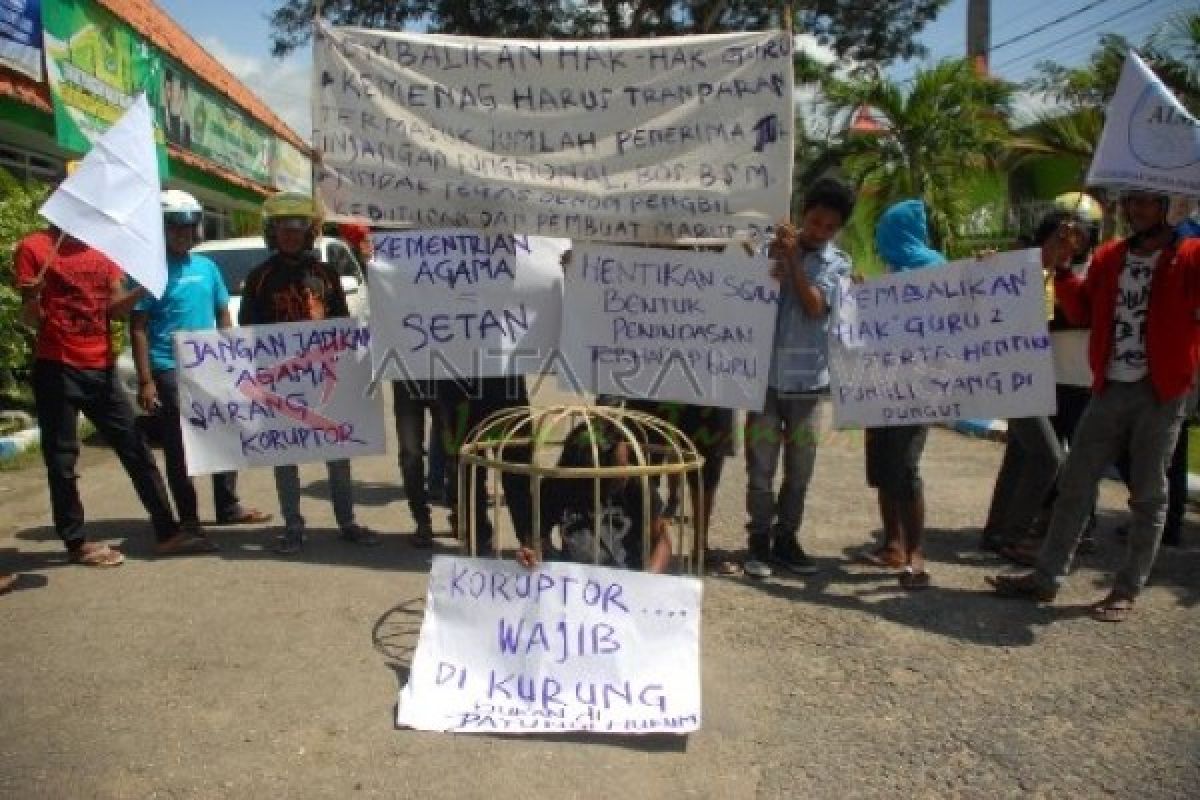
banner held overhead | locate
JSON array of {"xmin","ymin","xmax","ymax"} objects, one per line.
[{"xmin": 314, "ymin": 22, "xmax": 794, "ymax": 242}]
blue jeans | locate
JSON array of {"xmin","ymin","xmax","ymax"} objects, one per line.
[
  {"xmin": 1034, "ymin": 380, "xmax": 1186, "ymax": 597},
  {"xmin": 273, "ymin": 459, "xmax": 355, "ymax": 533}
]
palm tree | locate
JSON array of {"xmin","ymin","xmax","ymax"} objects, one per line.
[{"xmin": 820, "ymin": 59, "xmax": 1014, "ymax": 250}]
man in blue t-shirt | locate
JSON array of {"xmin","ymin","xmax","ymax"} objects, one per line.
[{"xmin": 131, "ymin": 190, "xmax": 270, "ymax": 540}]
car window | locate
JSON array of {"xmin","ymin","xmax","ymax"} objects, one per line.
[
  {"xmin": 326, "ymin": 242, "xmax": 362, "ymax": 281},
  {"xmin": 201, "ymin": 247, "xmax": 269, "ymax": 294}
]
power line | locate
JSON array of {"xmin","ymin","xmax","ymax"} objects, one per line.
[
  {"xmin": 992, "ymin": 0, "xmax": 1161, "ymax": 74},
  {"xmin": 989, "ymin": 0, "xmax": 1121, "ymax": 52}
]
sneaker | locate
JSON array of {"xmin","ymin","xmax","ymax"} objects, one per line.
[
  {"xmin": 340, "ymin": 524, "xmax": 381, "ymax": 546},
  {"xmin": 273, "ymin": 529, "xmax": 304, "ymax": 555},
  {"xmin": 412, "ymin": 521, "xmax": 434, "ymax": 549},
  {"xmin": 771, "ymin": 537, "xmax": 819, "ymax": 575},
  {"xmin": 743, "ymin": 536, "xmax": 773, "ymax": 579}
]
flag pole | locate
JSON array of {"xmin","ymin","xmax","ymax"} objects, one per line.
[{"xmin": 311, "ymin": 0, "xmax": 325, "ymax": 226}]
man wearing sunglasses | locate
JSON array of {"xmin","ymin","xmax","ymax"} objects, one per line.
[{"xmin": 131, "ymin": 190, "xmax": 271, "ymax": 547}]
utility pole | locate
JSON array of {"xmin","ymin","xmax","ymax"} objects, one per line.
[{"xmin": 967, "ymin": 0, "xmax": 990, "ymax": 75}]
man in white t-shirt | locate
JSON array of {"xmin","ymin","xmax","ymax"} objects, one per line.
[{"xmin": 989, "ymin": 190, "xmax": 1200, "ymax": 621}]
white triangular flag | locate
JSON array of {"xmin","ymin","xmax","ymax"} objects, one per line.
[
  {"xmin": 1087, "ymin": 51, "xmax": 1200, "ymax": 196},
  {"xmin": 39, "ymin": 93, "xmax": 168, "ymax": 297}
]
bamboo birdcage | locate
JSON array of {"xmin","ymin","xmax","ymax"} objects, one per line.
[{"xmin": 456, "ymin": 404, "xmax": 706, "ymax": 575}]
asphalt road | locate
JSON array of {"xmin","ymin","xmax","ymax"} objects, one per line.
[{"xmin": 1, "ymin": 385, "xmax": 1197, "ymax": 799}]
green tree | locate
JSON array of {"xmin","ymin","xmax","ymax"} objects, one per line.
[
  {"xmin": 0, "ymin": 170, "xmax": 47, "ymax": 391},
  {"xmin": 1028, "ymin": 12, "xmax": 1200, "ymax": 114},
  {"xmin": 267, "ymin": 0, "xmax": 948, "ymax": 60},
  {"xmin": 820, "ymin": 59, "xmax": 1014, "ymax": 250}
]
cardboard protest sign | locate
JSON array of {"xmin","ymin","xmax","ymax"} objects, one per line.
[
  {"xmin": 559, "ymin": 243, "xmax": 778, "ymax": 411},
  {"xmin": 1087, "ymin": 50, "xmax": 1200, "ymax": 196},
  {"xmin": 39, "ymin": 93, "xmax": 168, "ymax": 298},
  {"xmin": 398, "ymin": 556, "xmax": 702, "ymax": 734},
  {"xmin": 368, "ymin": 229, "xmax": 567, "ymax": 380},
  {"xmin": 829, "ymin": 250, "xmax": 1056, "ymax": 428},
  {"xmin": 314, "ymin": 21, "xmax": 793, "ymax": 241},
  {"xmin": 176, "ymin": 318, "xmax": 385, "ymax": 475}
]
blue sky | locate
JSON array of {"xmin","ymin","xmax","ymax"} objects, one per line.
[{"xmin": 157, "ymin": 0, "xmax": 1196, "ymax": 140}]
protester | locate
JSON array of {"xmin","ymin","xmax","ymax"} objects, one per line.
[
  {"xmin": 623, "ymin": 399, "xmax": 734, "ymax": 572},
  {"xmin": 516, "ymin": 421, "xmax": 672, "ymax": 573},
  {"xmin": 238, "ymin": 192, "xmax": 378, "ymax": 554},
  {"xmin": 979, "ymin": 209, "xmax": 1094, "ymax": 555},
  {"xmin": 393, "ymin": 379, "xmax": 443, "ymax": 547},
  {"xmin": 989, "ymin": 190, "xmax": 1200, "ymax": 621},
  {"xmin": 743, "ymin": 178, "xmax": 856, "ymax": 579},
  {"xmin": 858, "ymin": 199, "xmax": 945, "ymax": 589},
  {"xmin": 438, "ymin": 374, "xmax": 533, "ymax": 555},
  {"xmin": 15, "ymin": 220, "xmax": 191, "ymax": 565},
  {"xmin": 131, "ymin": 190, "xmax": 271, "ymax": 536}
]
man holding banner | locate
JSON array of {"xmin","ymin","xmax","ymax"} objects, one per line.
[
  {"xmin": 989, "ymin": 190, "xmax": 1200, "ymax": 621},
  {"xmin": 238, "ymin": 192, "xmax": 377, "ymax": 555},
  {"xmin": 743, "ymin": 178, "xmax": 856, "ymax": 579},
  {"xmin": 131, "ymin": 190, "xmax": 271, "ymax": 539}
]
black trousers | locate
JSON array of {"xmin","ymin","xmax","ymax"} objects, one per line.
[
  {"xmin": 32, "ymin": 360, "xmax": 177, "ymax": 548},
  {"xmin": 153, "ymin": 369, "xmax": 242, "ymax": 524},
  {"xmin": 437, "ymin": 375, "xmax": 532, "ymax": 553}
]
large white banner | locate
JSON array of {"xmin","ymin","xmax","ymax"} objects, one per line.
[
  {"xmin": 314, "ymin": 22, "xmax": 794, "ymax": 241},
  {"xmin": 830, "ymin": 250, "xmax": 1056, "ymax": 428},
  {"xmin": 559, "ymin": 243, "xmax": 778, "ymax": 411},
  {"xmin": 177, "ymin": 319, "xmax": 386, "ymax": 475},
  {"xmin": 368, "ymin": 230, "xmax": 566, "ymax": 380},
  {"xmin": 1087, "ymin": 50, "xmax": 1200, "ymax": 196},
  {"xmin": 398, "ymin": 556, "xmax": 702, "ymax": 734}
]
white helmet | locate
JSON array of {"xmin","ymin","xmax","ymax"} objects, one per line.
[{"xmin": 161, "ymin": 189, "xmax": 203, "ymax": 226}]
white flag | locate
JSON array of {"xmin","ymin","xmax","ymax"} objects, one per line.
[
  {"xmin": 1087, "ymin": 51, "xmax": 1200, "ymax": 196},
  {"xmin": 39, "ymin": 93, "xmax": 168, "ymax": 297}
]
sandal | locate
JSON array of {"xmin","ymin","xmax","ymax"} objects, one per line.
[
  {"xmin": 154, "ymin": 532, "xmax": 219, "ymax": 556},
  {"xmin": 216, "ymin": 508, "xmax": 273, "ymax": 526},
  {"xmin": 704, "ymin": 554, "xmax": 741, "ymax": 576},
  {"xmin": 68, "ymin": 542, "xmax": 125, "ymax": 567},
  {"xmin": 1090, "ymin": 592, "xmax": 1135, "ymax": 623},
  {"xmin": 855, "ymin": 547, "xmax": 906, "ymax": 568},
  {"xmin": 899, "ymin": 567, "xmax": 931, "ymax": 590},
  {"xmin": 985, "ymin": 572, "xmax": 1056, "ymax": 602}
]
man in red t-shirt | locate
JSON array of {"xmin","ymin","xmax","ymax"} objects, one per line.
[{"xmin": 15, "ymin": 227, "xmax": 204, "ymax": 565}]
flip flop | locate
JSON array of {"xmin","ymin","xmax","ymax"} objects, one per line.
[
  {"xmin": 154, "ymin": 532, "xmax": 219, "ymax": 557},
  {"xmin": 68, "ymin": 543, "xmax": 125, "ymax": 567},
  {"xmin": 855, "ymin": 547, "xmax": 906, "ymax": 568},
  {"xmin": 1090, "ymin": 593, "xmax": 1135, "ymax": 623},
  {"xmin": 216, "ymin": 509, "xmax": 273, "ymax": 526},
  {"xmin": 899, "ymin": 567, "xmax": 932, "ymax": 591}
]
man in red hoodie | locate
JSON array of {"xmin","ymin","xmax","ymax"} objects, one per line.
[{"xmin": 989, "ymin": 190, "xmax": 1200, "ymax": 621}]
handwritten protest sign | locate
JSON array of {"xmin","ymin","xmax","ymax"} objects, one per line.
[
  {"xmin": 314, "ymin": 21, "xmax": 793, "ymax": 241},
  {"xmin": 559, "ymin": 244, "xmax": 777, "ymax": 410},
  {"xmin": 398, "ymin": 556, "xmax": 702, "ymax": 734},
  {"xmin": 1087, "ymin": 51, "xmax": 1200, "ymax": 195},
  {"xmin": 177, "ymin": 318, "xmax": 385, "ymax": 475},
  {"xmin": 829, "ymin": 250, "xmax": 1056, "ymax": 428},
  {"xmin": 368, "ymin": 229, "xmax": 567, "ymax": 380}
]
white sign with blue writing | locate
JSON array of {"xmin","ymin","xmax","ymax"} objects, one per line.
[
  {"xmin": 559, "ymin": 243, "xmax": 778, "ymax": 411},
  {"xmin": 830, "ymin": 250, "xmax": 1056, "ymax": 428},
  {"xmin": 176, "ymin": 318, "xmax": 386, "ymax": 475},
  {"xmin": 367, "ymin": 229, "xmax": 567, "ymax": 380},
  {"xmin": 314, "ymin": 21, "xmax": 793, "ymax": 241},
  {"xmin": 398, "ymin": 556, "xmax": 702, "ymax": 734}
]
